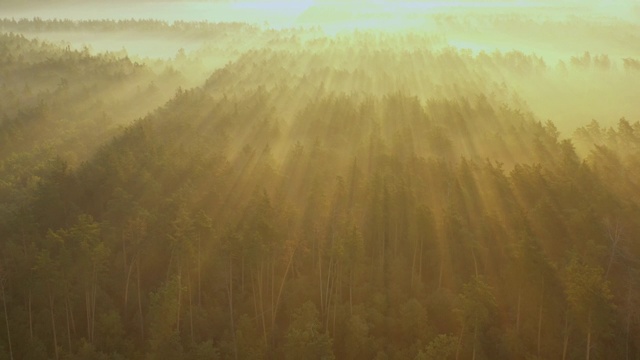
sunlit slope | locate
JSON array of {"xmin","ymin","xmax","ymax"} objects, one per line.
[
  {"xmin": 0, "ymin": 18, "xmax": 323, "ymax": 80},
  {"xmin": 3, "ymin": 14, "xmax": 640, "ymax": 134},
  {"xmin": 0, "ymin": 33, "xmax": 189, "ymax": 227},
  {"xmin": 205, "ymin": 40, "xmax": 538, "ymax": 110},
  {"xmin": 0, "ymin": 33, "xmax": 185, "ymax": 160},
  {"xmin": 3, "ymin": 82, "xmax": 640, "ymax": 359},
  {"xmin": 204, "ymin": 31, "xmax": 640, "ymax": 134}
]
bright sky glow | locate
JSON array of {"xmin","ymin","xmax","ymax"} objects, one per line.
[
  {"xmin": 231, "ymin": 1, "xmax": 314, "ymax": 12},
  {"xmin": 3, "ymin": 0, "xmax": 638, "ymax": 29}
]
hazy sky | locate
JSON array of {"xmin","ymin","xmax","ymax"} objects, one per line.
[{"xmin": 3, "ymin": 0, "xmax": 638, "ymax": 23}]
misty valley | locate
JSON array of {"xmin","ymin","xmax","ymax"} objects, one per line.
[{"xmin": 1, "ymin": 1, "xmax": 640, "ymax": 359}]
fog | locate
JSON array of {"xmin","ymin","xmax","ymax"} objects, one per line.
[
  {"xmin": 4, "ymin": 1, "xmax": 639, "ymax": 60},
  {"xmin": 2, "ymin": 1, "xmax": 311, "ymax": 25},
  {"xmin": 2, "ymin": 0, "xmax": 640, "ymax": 139}
]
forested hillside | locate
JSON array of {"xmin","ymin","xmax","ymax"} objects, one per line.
[{"xmin": 2, "ymin": 7, "xmax": 640, "ymax": 360}]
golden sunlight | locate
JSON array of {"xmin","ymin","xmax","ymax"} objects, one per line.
[{"xmin": 0, "ymin": 0, "xmax": 639, "ymax": 359}]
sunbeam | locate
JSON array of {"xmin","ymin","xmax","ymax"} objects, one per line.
[{"xmin": 1, "ymin": 1, "xmax": 640, "ymax": 359}]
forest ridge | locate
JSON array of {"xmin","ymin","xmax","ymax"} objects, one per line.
[{"xmin": 1, "ymin": 4, "xmax": 640, "ymax": 360}]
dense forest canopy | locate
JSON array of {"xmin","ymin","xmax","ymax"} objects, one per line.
[{"xmin": 1, "ymin": 1, "xmax": 640, "ymax": 360}]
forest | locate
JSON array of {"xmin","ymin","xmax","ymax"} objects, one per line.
[{"xmin": 1, "ymin": 1, "xmax": 640, "ymax": 359}]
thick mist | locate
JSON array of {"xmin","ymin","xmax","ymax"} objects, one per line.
[{"xmin": 2, "ymin": 1, "xmax": 639, "ymax": 134}]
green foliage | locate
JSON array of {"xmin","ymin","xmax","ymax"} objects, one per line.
[
  {"xmin": 147, "ymin": 276, "xmax": 183, "ymax": 359},
  {"xmin": 416, "ymin": 334, "xmax": 457, "ymax": 360},
  {"xmin": 284, "ymin": 302, "xmax": 335, "ymax": 360},
  {"xmin": 187, "ymin": 340, "xmax": 220, "ymax": 360},
  {"xmin": 456, "ymin": 276, "xmax": 497, "ymax": 331},
  {"xmin": 67, "ymin": 341, "xmax": 110, "ymax": 360},
  {"xmin": 564, "ymin": 257, "xmax": 613, "ymax": 319},
  {"xmin": 235, "ymin": 315, "xmax": 266, "ymax": 360}
]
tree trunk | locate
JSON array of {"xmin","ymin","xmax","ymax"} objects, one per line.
[
  {"xmin": 516, "ymin": 288, "xmax": 521, "ymax": 333},
  {"xmin": 1, "ymin": 282, "xmax": 13, "ymax": 360},
  {"xmin": 21, "ymin": 236, "xmax": 33, "ymax": 343},
  {"xmin": 177, "ymin": 266, "xmax": 181, "ymax": 334},
  {"xmin": 537, "ymin": 282, "xmax": 545, "ymax": 358},
  {"xmin": 241, "ymin": 255, "xmax": 245, "ymax": 296},
  {"xmin": 92, "ymin": 281, "xmax": 96, "ymax": 344},
  {"xmin": 137, "ymin": 260, "xmax": 144, "ymax": 340},
  {"xmin": 411, "ymin": 235, "xmax": 418, "ymax": 287},
  {"xmin": 332, "ymin": 263, "xmax": 339, "ymax": 336},
  {"xmin": 411, "ymin": 230, "xmax": 424, "ymax": 289},
  {"xmin": 381, "ymin": 229, "xmax": 386, "ymax": 271},
  {"xmin": 472, "ymin": 249, "xmax": 479, "ymax": 278},
  {"xmin": 586, "ymin": 311, "xmax": 592, "ymax": 360},
  {"xmin": 270, "ymin": 260, "xmax": 275, "ymax": 345},
  {"xmin": 455, "ymin": 322, "xmax": 466, "ymax": 360},
  {"xmin": 198, "ymin": 236, "xmax": 202, "ymax": 307},
  {"xmin": 626, "ymin": 306, "xmax": 630, "ymax": 360},
  {"xmin": 189, "ymin": 271, "xmax": 194, "ymax": 342},
  {"xmin": 562, "ymin": 315, "xmax": 569, "ymax": 360},
  {"xmin": 123, "ymin": 230, "xmax": 128, "ymax": 310},
  {"xmin": 271, "ymin": 244, "xmax": 295, "ymax": 339},
  {"xmin": 325, "ymin": 257, "xmax": 333, "ymax": 312},
  {"xmin": 537, "ymin": 303, "xmax": 543, "ymax": 357},
  {"xmin": 65, "ymin": 296, "xmax": 71, "ymax": 351},
  {"xmin": 472, "ymin": 319, "xmax": 477, "ymax": 360},
  {"xmin": 28, "ymin": 290, "xmax": 33, "ymax": 341},
  {"xmin": 49, "ymin": 293, "xmax": 59, "ymax": 360},
  {"xmin": 325, "ymin": 260, "xmax": 335, "ymax": 332},
  {"xmin": 605, "ymin": 220, "xmax": 620, "ymax": 279},
  {"xmin": 418, "ymin": 233, "xmax": 424, "ymax": 285},
  {"xmin": 70, "ymin": 297, "xmax": 76, "ymax": 336},
  {"xmin": 349, "ymin": 270, "xmax": 353, "ymax": 316},
  {"xmin": 319, "ymin": 253, "xmax": 324, "ymax": 313},
  {"xmin": 251, "ymin": 274, "xmax": 259, "ymax": 328},
  {"xmin": 85, "ymin": 290, "xmax": 91, "ymax": 343},
  {"xmin": 258, "ymin": 262, "xmax": 267, "ymax": 346},
  {"xmin": 228, "ymin": 257, "xmax": 238, "ymax": 360},
  {"xmin": 124, "ymin": 258, "xmax": 135, "ymax": 315},
  {"xmin": 394, "ymin": 220, "xmax": 398, "ymax": 259}
]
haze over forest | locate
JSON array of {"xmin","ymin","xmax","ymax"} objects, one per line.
[{"xmin": 1, "ymin": 1, "xmax": 640, "ymax": 359}]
